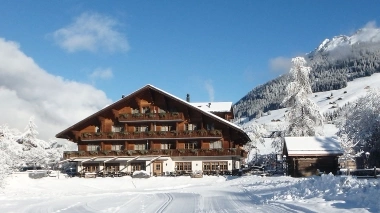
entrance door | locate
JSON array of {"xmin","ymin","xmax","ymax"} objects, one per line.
[{"xmin": 153, "ymin": 162, "xmax": 162, "ymax": 176}]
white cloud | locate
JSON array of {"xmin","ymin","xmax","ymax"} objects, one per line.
[
  {"xmin": 364, "ymin": 21, "xmax": 377, "ymax": 29},
  {"xmin": 204, "ymin": 80, "xmax": 215, "ymax": 102},
  {"xmin": 0, "ymin": 38, "xmax": 112, "ymax": 141},
  {"xmin": 90, "ymin": 67, "xmax": 113, "ymax": 80},
  {"xmin": 269, "ymin": 56, "xmax": 292, "ymax": 73},
  {"xmin": 52, "ymin": 12, "xmax": 129, "ymax": 53}
]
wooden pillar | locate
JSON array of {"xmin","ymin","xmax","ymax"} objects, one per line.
[{"xmin": 124, "ymin": 141, "xmax": 128, "ymax": 150}]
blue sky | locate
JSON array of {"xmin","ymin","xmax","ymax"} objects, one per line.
[{"xmin": 1, "ymin": 1, "xmax": 380, "ymax": 139}]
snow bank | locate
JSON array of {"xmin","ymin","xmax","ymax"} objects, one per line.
[{"xmin": 272, "ymin": 174, "xmax": 380, "ymax": 211}]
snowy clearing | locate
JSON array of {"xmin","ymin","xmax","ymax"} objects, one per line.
[{"xmin": 0, "ymin": 173, "xmax": 378, "ymax": 213}]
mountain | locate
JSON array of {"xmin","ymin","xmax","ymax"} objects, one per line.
[{"xmin": 234, "ymin": 26, "xmax": 380, "ymax": 120}]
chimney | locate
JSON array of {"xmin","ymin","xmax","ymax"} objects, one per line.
[
  {"xmin": 186, "ymin": 94, "xmax": 190, "ymax": 102},
  {"xmin": 122, "ymin": 94, "xmax": 125, "ymax": 98}
]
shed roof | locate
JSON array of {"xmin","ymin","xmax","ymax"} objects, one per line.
[{"xmin": 284, "ymin": 136, "xmax": 343, "ymax": 156}]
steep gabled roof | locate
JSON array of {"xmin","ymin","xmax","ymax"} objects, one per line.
[
  {"xmin": 284, "ymin": 136, "xmax": 343, "ymax": 156},
  {"xmin": 56, "ymin": 84, "xmax": 250, "ymax": 141}
]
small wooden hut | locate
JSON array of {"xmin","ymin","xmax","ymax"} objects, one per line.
[{"xmin": 283, "ymin": 136, "xmax": 343, "ymax": 177}]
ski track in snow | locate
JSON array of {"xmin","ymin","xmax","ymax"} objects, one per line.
[{"xmin": 0, "ymin": 175, "xmax": 375, "ymax": 213}]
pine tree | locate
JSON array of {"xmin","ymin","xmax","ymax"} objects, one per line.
[{"xmin": 282, "ymin": 57, "xmax": 324, "ymax": 136}]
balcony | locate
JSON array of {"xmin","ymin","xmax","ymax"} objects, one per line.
[
  {"xmin": 118, "ymin": 112, "xmax": 184, "ymax": 122},
  {"xmin": 80, "ymin": 129, "xmax": 223, "ymax": 141},
  {"xmin": 63, "ymin": 148, "xmax": 246, "ymax": 159}
]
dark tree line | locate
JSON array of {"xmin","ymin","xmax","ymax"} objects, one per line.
[{"xmin": 234, "ymin": 41, "xmax": 380, "ymax": 120}]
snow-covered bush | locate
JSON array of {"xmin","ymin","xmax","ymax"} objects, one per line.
[
  {"xmin": 337, "ymin": 88, "xmax": 380, "ymax": 166},
  {"xmin": 0, "ymin": 118, "xmax": 66, "ymax": 186}
]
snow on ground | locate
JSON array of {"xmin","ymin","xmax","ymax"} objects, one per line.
[
  {"xmin": 0, "ymin": 172, "xmax": 378, "ymax": 212},
  {"xmin": 243, "ymin": 73, "xmax": 380, "ymax": 154}
]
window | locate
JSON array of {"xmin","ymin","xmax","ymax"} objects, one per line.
[
  {"xmin": 105, "ymin": 163, "xmax": 119, "ymax": 172},
  {"xmin": 161, "ymin": 143, "xmax": 171, "ymax": 149},
  {"xmin": 135, "ymin": 125, "xmax": 148, "ymax": 132},
  {"xmin": 206, "ymin": 123, "xmax": 214, "ymax": 130},
  {"xmin": 161, "ymin": 126, "xmax": 169, "ymax": 131},
  {"xmin": 185, "ymin": 123, "xmax": 197, "ymax": 131},
  {"xmin": 131, "ymin": 163, "xmax": 146, "ymax": 172},
  {"xmin": 203, "ymin": 161, "xmax": 228, "ymax": 171},
  {"xmin": 185, "ymin": 142, "xmax": 196, "ymax": 149},
  {"xmin": 87, "ymin": 144, "xmax": 100, "ymax": 151},
  {"xmin": 142, "ymin": 107, "xmax": 150, "ymax": 113},
  {"xmin": 210, "ymin": 141, "xmax": 222, "ymax": 149},
  {"xmin": 155, "ymin": 164, "xmax": 161, "ymax": 170},
  {"xmin": 111, "ymin": 144, "xmax": 123, "ymax": 151},
  {"xmin": 112, "ymin": 125, "xmax": 123, "ymax": 132},
  {"xmin": 175, "ymin": 162, "xmax": 192, "ymax": 171},
  {"xmin": 134, "ymin": 144, "xmax": 146, "ymax": 150},
  {"xmin": 83, "ymin": 163, "xmax": 99, "ymax": 173},
  {"xmin": 160, "ymin": 125, "xmax": 173, "ymax": 131}
]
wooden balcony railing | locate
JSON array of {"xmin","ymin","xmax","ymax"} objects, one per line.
[
  {"xmin": 63, "ymin": 148, "xmax": 246, "ymax": 159},
  {"xmin": 118, "ymin": 112, "xmax": 184, "ymax": 122},
  {"xmin": 80, "ymin": 129, "xmax": 223, "ymax": 141}
]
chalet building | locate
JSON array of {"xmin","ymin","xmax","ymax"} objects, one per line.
[
  {"xmin": 283, "ymin": 136, "xmax": 343, "ymax": 177},
  {"xmin": 56, "ymin": 85, "xmax": 250, "ymax": 176}
]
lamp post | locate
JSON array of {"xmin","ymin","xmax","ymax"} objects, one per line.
[
  {"xmin": 283, "ymin": 155, "xmax": 287, "ymax": 176},
  {"xmin": 365, "ymin": 152, "xmax": 370, "ymax": 169}
]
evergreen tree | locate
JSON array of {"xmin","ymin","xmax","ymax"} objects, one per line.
[{"xmin": 282, "ymin": 57, "xmax": 324, "ymax": 136}]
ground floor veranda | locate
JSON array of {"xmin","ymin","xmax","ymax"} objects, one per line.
[{"xmin": 62, "ymin": 155, "xmax": 243, "ymax": 177}]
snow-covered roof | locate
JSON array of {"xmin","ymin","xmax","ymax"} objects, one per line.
[
  {"xmin": 284, "ymin": 136, "xmax": 343, "ymax": 156},
  {"xmin": 190, "ymin": 102, "xmax": 232, "ymax": 113}
]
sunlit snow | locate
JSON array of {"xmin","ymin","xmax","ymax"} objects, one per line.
[{"xmin": 0, "ymin": 172, "xmax": 377, "ymax": 212}]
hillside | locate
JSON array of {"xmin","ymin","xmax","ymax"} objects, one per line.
[
  {"xmin": 234, "ymin": 27, "xmax": 380, "ymax": 120},
  {"xmin": 240, "ymin": 73, "xmax": 380, "ymax": 154}
]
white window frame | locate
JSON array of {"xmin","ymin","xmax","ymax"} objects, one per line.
[
  {"xmin": 111, "ymin": 144, "xmax": 123, "ymax": 151},
  {"xmin": 161, "ymin": 143, "xmax": 171, "ymax": 149},
  {"xmin": 87, "ymin": 144, "xmax": 100, "ymax": 151},
  {"xmin": 112, "ymin": 126, "xmax": 123, "ymax": 132},
  {"xmin": 210, "ymin": 141, "xmax": 222, "ymax": 149},
  {"xmin": 134, "ymin": 144, "xmax": 146, "ymax": 150}
]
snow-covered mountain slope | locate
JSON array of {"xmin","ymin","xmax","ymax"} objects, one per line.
[
  {"xmin": 234, "ymin": 26, "xmax": 380, "ymax": 121},
  {"xmin": 239, "ymin": 73, "xmax": 380, "ymax": 154},
  {"xmin": 313, "ymin": 27, "xmax": 380, "ymax": 54}
]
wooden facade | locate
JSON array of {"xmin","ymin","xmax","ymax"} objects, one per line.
[
  {"xmin": 283, "ymin": 137, "xmax": 343, "ymax": 177},
  {"xmin": 56, "ymin": 85, "xmax": 250, "ymax": 176}
]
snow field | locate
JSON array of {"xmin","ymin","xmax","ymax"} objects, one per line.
[{"xmin": 0, "ymin": 173, "xmax": 379, "ymax": 212}]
